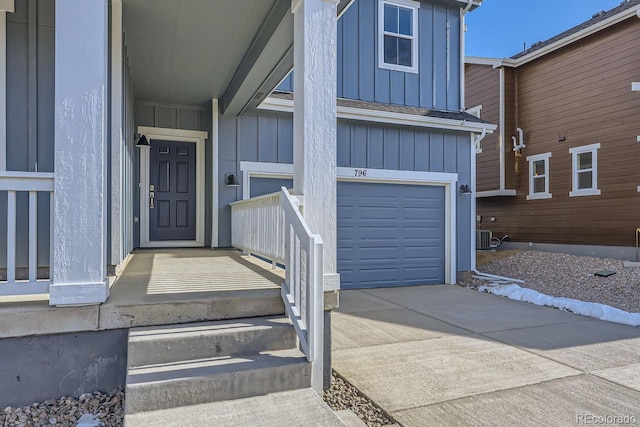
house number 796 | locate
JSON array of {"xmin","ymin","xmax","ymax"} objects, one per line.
[{"xmin": 354, "ymin": 169, "xmax": 367, "ymax": 177}]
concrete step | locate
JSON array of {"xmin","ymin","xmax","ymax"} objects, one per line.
[
  {"xmin": 125, "ymin": 348, "xmax": 311, "ymax": 414},
  {"xmin": 125, "ymin": 388, "xmax": 345, "ymax": 426},
  {"xmin": 127, "ymin": 316, "xmax": 296, "ymax": 367}
]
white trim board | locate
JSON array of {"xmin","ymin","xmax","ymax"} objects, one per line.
[
  {"xmin": 211, "ymin": 99, "xmax": 219, "ymax": 248},
  {"xmin": 239, "ymin": 161, "xmax": 459, "ymax": 284},
  {"xmin": 476, "ymin": 189, "xmax": 516, "ymax": 198},
  {"xmin": 138, "ymin": 126, "xmax": 208, "ymax": 248},
  {"xmin": 258, "ymin": 96, "xmax": 497, "ymax": 134},
  {"xmin": 110, "ymin": 0, "xmax": 123, "ymax": 265}
]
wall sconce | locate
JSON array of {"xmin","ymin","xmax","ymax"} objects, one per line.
[
  {"xmin": 460, "ymin": 184, "xmax": 472, "ymax": 194},
  {"xmin": 226, "ymin": 174, "xmax": 239, "ymax": 187},
  {"xmin": 134, "ymin": 133, "xmax": 150, "ymax": 147}
]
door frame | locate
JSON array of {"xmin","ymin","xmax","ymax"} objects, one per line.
[{"xmin": 138, "ymin": 126, "xmax": 208, "ymax": 248}]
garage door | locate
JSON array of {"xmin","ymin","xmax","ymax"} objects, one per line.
[{"xmin": 337, "ymin": 181, "xmax": 446, "ymax": 289}]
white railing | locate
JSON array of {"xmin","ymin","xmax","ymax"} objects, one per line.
[
  {"xmin": 0, "ymin": 172, "xmax": 55, "ymax": 296},
  {"xmin": 230, "ymin": 191, "xmax": 285, "ymax": 266},
  {"xmin": 230, "ymin": 187, "xmax": 324, "ymax": 394},
  {"xmin": 281, "ymin": 187, "xmax": 324, "ymax": 394}
]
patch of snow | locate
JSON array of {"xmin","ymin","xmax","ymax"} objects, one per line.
[{"xmin": 479, "ymin": 283, "xmax": 640, "ymax": 327}]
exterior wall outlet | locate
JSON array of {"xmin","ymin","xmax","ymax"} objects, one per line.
[{"xmin": 476, "ymin": 215, "xmax": 481, "ymax": 222}]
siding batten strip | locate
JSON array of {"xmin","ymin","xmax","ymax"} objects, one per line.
[
  {"xmin": 27, "ymin": 0, "xmax": 37, "ymax": 171},
  {"xmin": 0, "ymin": 10, "xmax": 6, "ymax": 171}
]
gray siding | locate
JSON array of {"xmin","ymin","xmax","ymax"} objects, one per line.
[
  {"xmin": 135, "ymin": 102, "xmax": 212, "ymax": 247},
  {"xmin": 1, "ymin": 0, "xmax": 55, "ymax": 270},
  {"xmin": 217, "ymin": 112, "xmax": 293, "ymax": 247},
  {"xmin": 220, "ymin": 112, "xmax": 472, "ymax": 272},
  {"xmin": 277, "ymin": 0, "xmax": 462, "ymax": 110}
]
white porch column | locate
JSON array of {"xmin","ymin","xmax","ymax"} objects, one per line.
[
  {"xmin": 292, "ymin": 0, "xmax": 340, "ymax": 291},
  {"xmin": 50, "ymin": 0, "xmax": 109, "ymax": 306}
]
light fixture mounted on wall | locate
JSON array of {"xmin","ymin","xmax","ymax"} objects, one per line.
[
  {"xmin": 460, "ymin": 184, "xmax": 472, "ymax": 194},
  {"xmin": 134, "ymin": 133, "xmax": 150, "ymax": 147},
  {"xmin": 226, "ymin": 174, "xmax": 239, "ymax": 187}
]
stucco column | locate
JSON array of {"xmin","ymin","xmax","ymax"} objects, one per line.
[
  {"xmin": 292, "ymin": 0, "xmax": 340, "ymax": 291},
  {"xmin": 50, "ymin": 0, "xmax": 109, "ymax": 306}
]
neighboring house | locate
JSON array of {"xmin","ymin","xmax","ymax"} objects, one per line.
[
  {"xmin": 466, "ymin": 0, "xmax": 640, "ymax": 257},
  {"xmin": 0, "ymin": 0, "xmax": 490, "ymax": 409}
]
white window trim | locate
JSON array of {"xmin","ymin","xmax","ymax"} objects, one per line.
[
  {"xmin": 569, "ymin": 143, "xmax": 601, "ymax": 197},
  {"xmin": 377, "ymin": 0, "xmax": 419, "ymax": 74},
  {"xmin": 239, "ymin": 161, "xmax": 458, "ymax": 284},
  {"xmin": 526, "ymin": 152, "xmax": 552, "ymax": 200}
]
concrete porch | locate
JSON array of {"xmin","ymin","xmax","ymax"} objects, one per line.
[{"xmin": 0, "ymin": 249, "xmax": 286, "ymax": 339}]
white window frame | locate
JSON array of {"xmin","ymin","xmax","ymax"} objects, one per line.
[
  {"xmin": 378, "ymin": 0, "xmax": 419, "ymax": 74},
  {"xmin": 569, "ymin": 143, "xmax": 601, "ymax": 197},
  {"xmin": 526, "ymin": 152, "xmax": 552, "ymax": 200}
]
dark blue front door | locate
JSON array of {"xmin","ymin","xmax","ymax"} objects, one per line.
[{"xmin": 149, "ymin": 139, "xmax": 197, "ymax": 241}]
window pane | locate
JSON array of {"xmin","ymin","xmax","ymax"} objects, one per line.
[
  {"xmin": 384, "ymin": 4, "xmax": 398, "ymax": 33},
  {"xmin": 398, "ymin": 38, "xmax": 412, "ymax": 66},
  {"xmin": 384, "ymin": 35, "xmax": 398, "ymax": 65},
  {"xmin": 578, "ymin": 171, "xmax": 592, "ymax": 189},
  {"xmin": 533, "ymin": 177, "xmax": 545, "ymax": 193},
  {"xmin": 577, "ymin": 152, "xmax": 592, "ymax": 170},
  {"xmin": 533, "ymin": 160, "xmax": 545, "ymax": 176},
  {"xmin": 399, "ymin": 7, "xmax": 412, "ymax": 35}
]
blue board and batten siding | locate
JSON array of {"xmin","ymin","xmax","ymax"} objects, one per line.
[
  {"xmin": 218, "ymin": 111, "xmax": 473, "ymax": 274},
  {"xmin": 0, "ymin": 0, "xmax": 54, "ymax": 270},
  {"xmin": 277, "ymin": 0, "xmax": 461, "ymax": 111},
  {"xmin": 1, "ymin": 0, "xmax": 138, "ymax": 269}
]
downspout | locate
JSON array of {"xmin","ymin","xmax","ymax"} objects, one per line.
[
  {"xmin": 499, "ymin": 66, "xmax": 506, "ymax": 190},
  {"xmin": 459, "ymin": 0, "xmax": 473, "ymax": 110},
  {"xmin": 470, "ymin": 127, "xmax": 487, "ymax": 272}
]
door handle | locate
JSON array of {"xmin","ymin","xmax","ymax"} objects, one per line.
[{"xmin": 149, "ymin": 185, "xmax": 155, "ymax": 209}]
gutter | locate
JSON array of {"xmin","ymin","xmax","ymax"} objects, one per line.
[{"xmin": 259, "ymin": 96, "xmax": 497, "ymax": 134}]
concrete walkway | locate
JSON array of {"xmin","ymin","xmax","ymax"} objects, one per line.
[{"xmin": 332, "ymin": 285, "xmax": 640, "ymax": 426}]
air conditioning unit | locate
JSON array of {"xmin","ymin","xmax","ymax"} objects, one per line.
[{"xmin": 476, "ymin": 230, "xmax": 492, "ymax": 250}]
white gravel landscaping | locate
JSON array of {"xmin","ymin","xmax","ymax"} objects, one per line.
[{"xmin": 460, "ymin": 250, "xmax": 640, "ymax": 323}]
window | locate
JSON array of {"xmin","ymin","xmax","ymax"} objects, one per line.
[
  {"xmin": 526, "ymin": 152, "xmax": 552, "ymax": 200},
  {"xmin": 569, "ymin": 143, "xmax": 601, "ymax": 197},
  {"xmin": 378, "ymin": 0, "xmax": 419, "ymax": 73}
]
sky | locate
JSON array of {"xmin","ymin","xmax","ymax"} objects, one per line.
[{"xmin": 466, "ymin": 0, "xmax": 626, "ymax": 58}]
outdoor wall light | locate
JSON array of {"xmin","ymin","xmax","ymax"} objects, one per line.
[
  {"xmin": 226, "ymin": 174, "xmax": 239, "ymax": 187},
  {"xmin": 460, "ymin": 184, "xmax": 472, "ymax": 194},
  {"xmin": 134, "ymin": 133, "xmax": 150, "ymax": 147}
]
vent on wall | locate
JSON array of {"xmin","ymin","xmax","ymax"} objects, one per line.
[{"xmin": 476, "ymin": 230, "xmax": 492, "ymax": 250}]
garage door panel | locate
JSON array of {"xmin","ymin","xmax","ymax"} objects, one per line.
[{"xmin": 338, "ymin": 181, "xmax": 446, "ymax": 289}]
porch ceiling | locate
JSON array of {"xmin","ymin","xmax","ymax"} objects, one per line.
[
  {"xmin": 123, "ymin": 0, "xmax": 353, "ymax": 116},
  {"xmin": 123, "ymin": 0, "xmax": 290, "ymax": 114}
]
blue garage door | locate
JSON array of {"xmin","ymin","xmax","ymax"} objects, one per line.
[{"xmin": 338, "ymin": 181, "xmax": 446, "ymax": 289}]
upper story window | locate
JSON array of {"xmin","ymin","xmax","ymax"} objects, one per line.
[
  {"xmin": 378, "ymin": 0, "xmax": 419, "ymax": 74},
  {"xmin": 569, "ymin": 143, "xmax": 601, "ymax": 197},
  {"xmin": 526, "ymin": 152, "xmax": 552, "ymax": 200}
]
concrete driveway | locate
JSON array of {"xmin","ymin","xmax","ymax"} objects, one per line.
[{"xmin": 332, "ymin": 285, "xmax": 640, "ymax": 426}]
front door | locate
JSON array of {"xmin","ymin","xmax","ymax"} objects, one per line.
[{"xmin": 149, "ymin": 139, "xmax": 197, "ymax": 241}]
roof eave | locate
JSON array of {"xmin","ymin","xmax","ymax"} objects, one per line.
[
  {"xmin": 511, "ymin": 5, "xmax": 640, "ymax": 66},
  {"xmin": 259, "ymin": 96, "xmax": 497, "ymax": 134}
]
